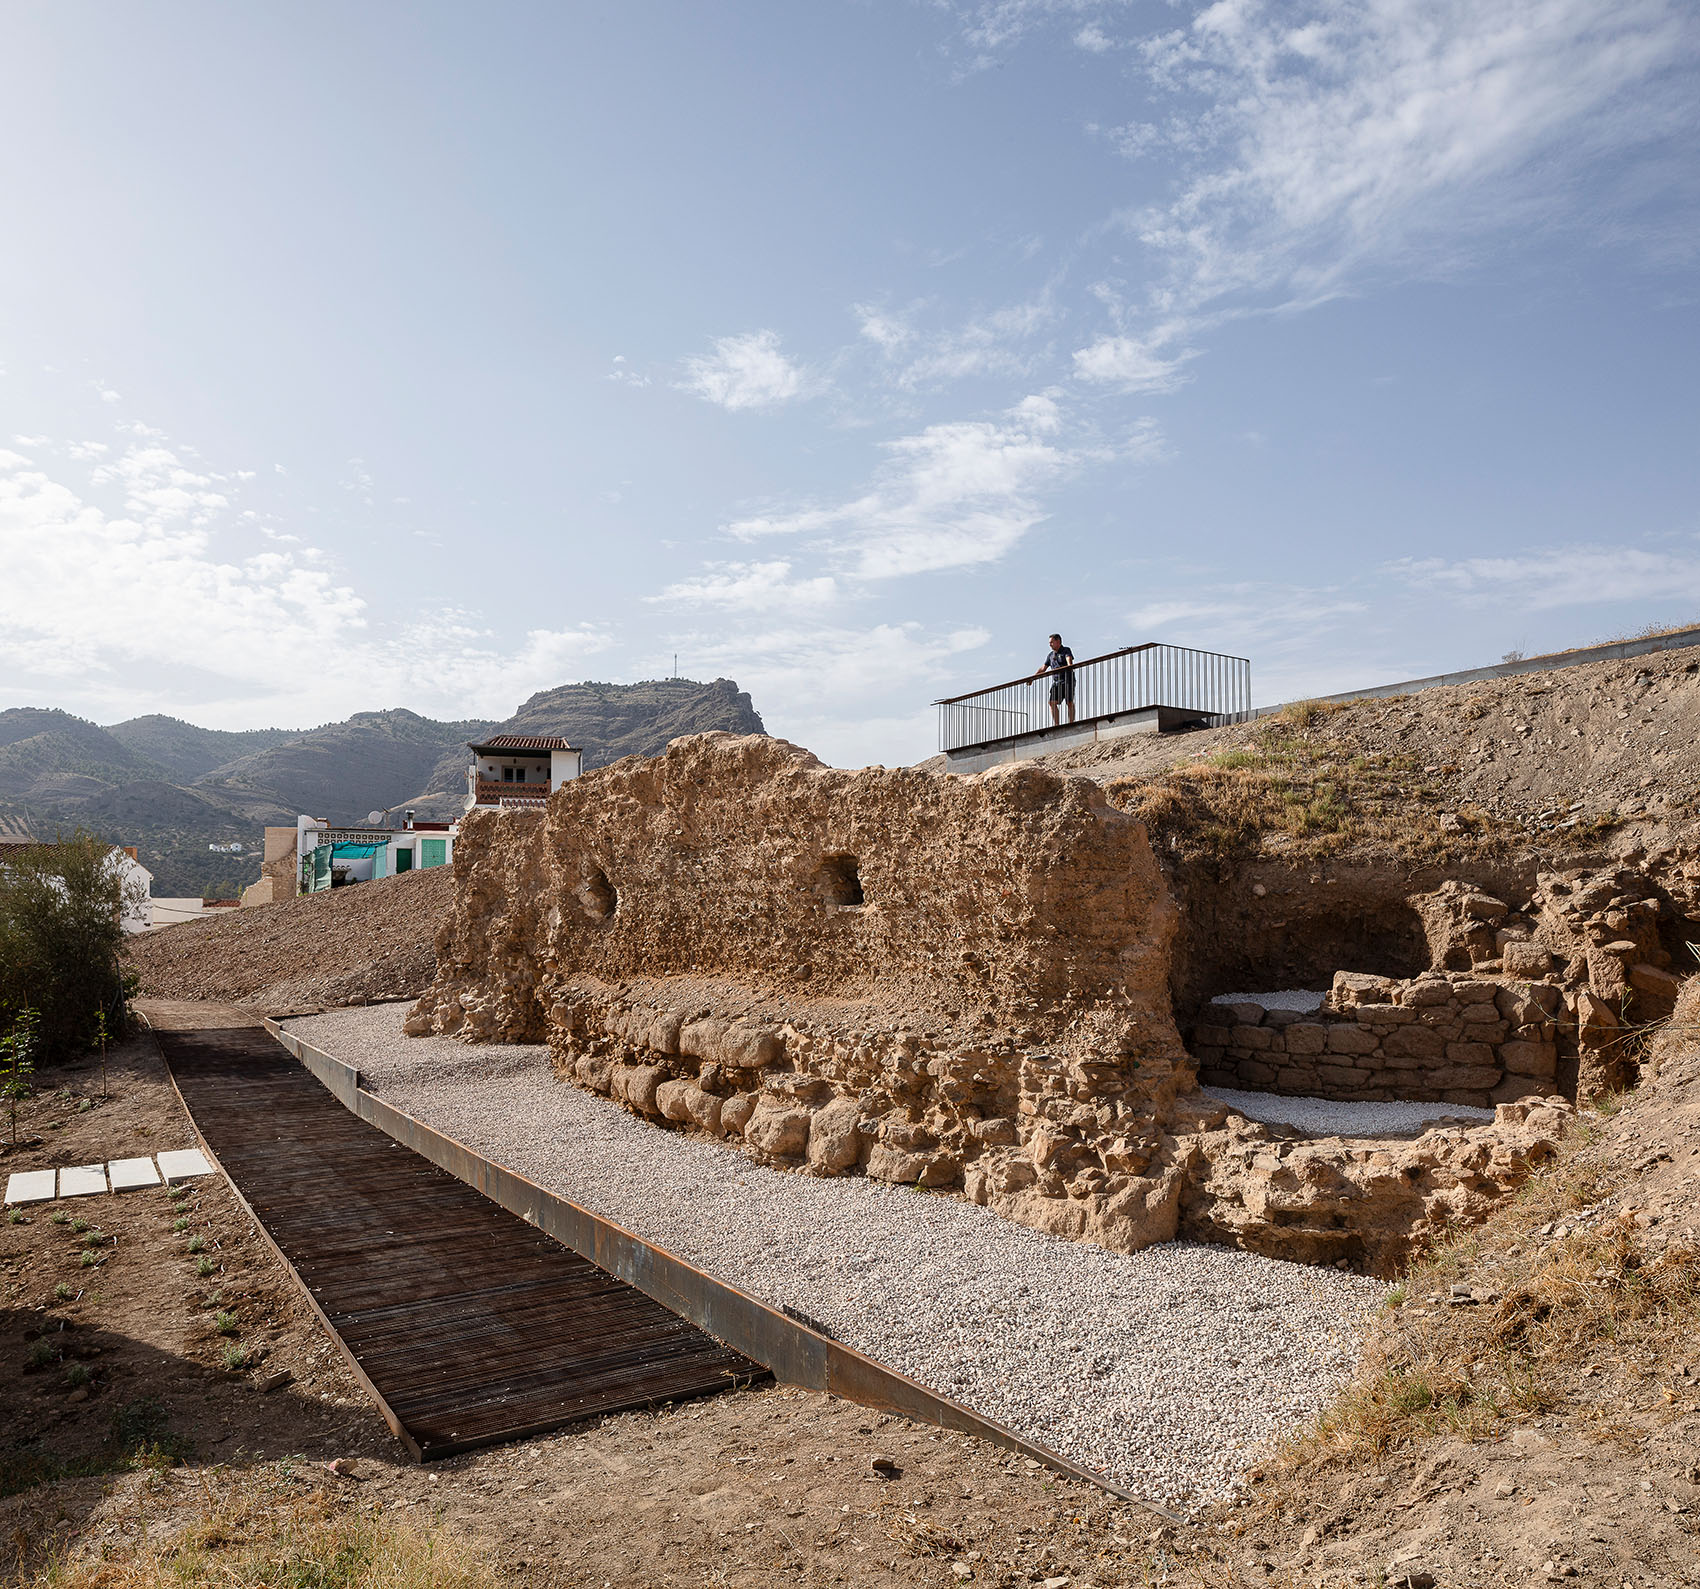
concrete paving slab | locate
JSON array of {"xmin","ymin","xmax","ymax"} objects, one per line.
[
  {"xmin": 4, "ymin": 1169, "xmax": 57, "ymax": 1205},
  {"xmin": 59, "ymin": 1164, "xmax": 108, "ymax": 1197},
  {"xmin": 156, "ymin": 1148, "xmax": 213, "ymax": 1183},
  {"xmin": 108, "ymin": 1156, "xmax": 162, "ymax": 1191}
]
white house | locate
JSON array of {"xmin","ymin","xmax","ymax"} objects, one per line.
[
  {"xmin": 465, "ymin": 734, "xmax": 582, "ymax": 812},
  {"xmin": 0, "ymin": 837, "xmax": 153, "ymax": 933}
]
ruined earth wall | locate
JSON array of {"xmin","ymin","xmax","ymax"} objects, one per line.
[{"xmin": 407, "ymin": 733, "xmax": 1572, "ymax": 1272}]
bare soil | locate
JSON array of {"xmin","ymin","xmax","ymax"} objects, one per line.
[{"xmin": 123, "ymin": 865, "xmax": 454, "ymax": 1014}]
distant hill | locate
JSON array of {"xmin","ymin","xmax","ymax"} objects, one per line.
[
  {"xmin": 0, "ymin": 679, "xmax": 765, "ymax": 896},
  {"xmin": 404, "ymin": 678, "xmax": 767, "ymax": 818},
  {"xmin": 105, "ymin": 716, "xmax": 299, "ymax": 782}
]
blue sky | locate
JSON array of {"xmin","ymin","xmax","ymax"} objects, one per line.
[{"xmin": 2, "ymin": 0, "xmax": 1696, "ymax": 766}]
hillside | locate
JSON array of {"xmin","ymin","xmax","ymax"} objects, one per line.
[
  {"xmin": 0, "ymin": 678, "xmax": 765, "ymax": 896},
  {"xmin": 104, "ymin": 715, "xmax": 299, "ymax": 781}
]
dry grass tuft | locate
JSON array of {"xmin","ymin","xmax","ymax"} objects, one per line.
[
  {"xmin": 1268, "ymin": 1137, "xmax": 1700, "ymax": 1480},
  {"xmin": 28, "ymin": 1474, "xmax": 500, "ymax": 1589},
  {"xmin": 1104, "ymin": 720, "xmax": 1499, "ymax": 864}
]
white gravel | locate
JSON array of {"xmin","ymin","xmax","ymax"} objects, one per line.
[
  {"xmin": 286, "ymin": 1003, "xmax": 1382, "ymax": 1511},
  {"xmin": 1209, "ymin": 989, "xmax": 1325, "ymax": 1012},
  {"xmin": 1202, "ymin": 1086, "xmax": 1495, "ymax": 1137}
]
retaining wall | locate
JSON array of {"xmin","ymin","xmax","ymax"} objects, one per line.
[{"xmin": 1189, "ymin": 971, "xmax": 1563, "ymax": 1108}]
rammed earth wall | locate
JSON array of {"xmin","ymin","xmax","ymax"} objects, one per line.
[{"xmin": 408, "ymin": 733, "xmax": 1574, "ymax": 1273}]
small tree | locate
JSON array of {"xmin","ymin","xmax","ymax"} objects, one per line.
[
  {"xmin": 1, "ymin": 1006, "xmax": 38, "ymax": 1146},
  {"xmin": 0, "ymin": 831, "xmax": 140, "ymax": 1062}
]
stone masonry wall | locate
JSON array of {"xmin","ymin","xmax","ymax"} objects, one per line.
[
  {"xmin": 1190, "ymin": 971, "xmax": 1563, "ymax": 1109},
  {"xmin": 407, "ymin": 733, "xmax": 1575, "ymax": 1274}
]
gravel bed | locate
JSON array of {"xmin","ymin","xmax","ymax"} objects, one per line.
[
  {"xmin": 287, "ymin": 1003, "xmax": 1382, "ymax": 1510},
  {"xmin": 1202, "ymin": 1086, "xmax": 1495, "ymax": 1137},
  {"xmin": 1209, "ymin": 989, "xmax": 1325, "ymax": 1012}
]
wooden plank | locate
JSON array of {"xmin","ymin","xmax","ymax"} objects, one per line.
[{"xmin": 150, "ymin": 1021, "xmax": 761, "ymax": 1459}]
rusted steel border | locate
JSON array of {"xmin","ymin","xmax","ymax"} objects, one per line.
[
  {"xmin": 139, "ymin": 1014, "xmax": 425, "ymax": 1461},
  {"xmin": 265, "ymin": 1019, "xmax": 1175, "ymax": 1516}
]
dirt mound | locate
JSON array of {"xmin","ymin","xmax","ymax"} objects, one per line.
[
  {"xmin": 1216, "ymin": 981, "xmax": 1700, "ymax": 1584},
  {"xmin": 124, "ymin": 866, "xmax": 453, "ymax": 1013}
]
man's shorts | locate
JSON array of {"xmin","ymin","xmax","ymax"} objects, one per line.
[{"xmin": 1048, "ymin": 674, "xmax": 1074, "ymax": 704}]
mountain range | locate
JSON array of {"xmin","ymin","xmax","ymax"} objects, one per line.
[{"xmin": 0, "ymin": 678, "xmax": 764, "ymax": 896}]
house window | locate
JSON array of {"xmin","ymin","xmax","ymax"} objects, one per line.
[{"xmin": 502, "ymin": 766, "xmax": 514, "ymax": 782}]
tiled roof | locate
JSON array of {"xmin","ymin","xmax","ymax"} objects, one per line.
[{"xmin": 468, "ymin": 734, "xmax": 579, "ymax": 753}]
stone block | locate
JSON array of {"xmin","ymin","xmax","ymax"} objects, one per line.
[
  {"xmin": 1193, "ymin": 1024, "xmax": 1235, "ymax": 1050},
  {"xmin": 1236, "ymin": 1059, "xmax": 1277, "ymax": 1086},
  {"xmin": 968, "ymin": 1116, "xmax": 1018, "ymax": 1146},
  {"xmin": 1500, "ymin": 1040, "xmax": 1558, "ymax": 1078},
  {"xmin": 1460, "ymin": 1002, "xmax": 1503, "ymax": 1024},
  {"xmin": 1453, "ymin": 980, "xmax": 1500, "ymax": 1005},
  {"xmin": 808, "ymin": 1098, "xmax": 866, "ymax": 1172},
  {"xmin": 1275, "ymin": 1066, "xmax": 1317, "ymax": 1090},
  {"xmin": 1428, "ymin": 1065, "xmax": 1502, "ymax": 1090},
  {"xmin": 719, "ymin": 1092, "xmax": 757, "ymax": 1135},
  {"xmin": 1384, "ymin": 1026, "xmax": 1446, "ymax": 1063},
  {"xmin": 1283, "ymin": 1023, "xmax": 1328, "ymax": 1056},
  {"xmin": 108, "ymin": 1157, "xmax": 161, "ymax": 1192},
  {"xmin": 157, "ymin": 1149, "xmax": 212, "ymax": 1184},
  {"xmin": 744, "ymin": 1101, "xmax": 812, "ymax": 1157},
  {"xmin": 866, "ymin": 1145, "xmax": 928, "ymax": 1184},
  {"xmin": 1316, "ymin": 1063, "xmax": 1372, "ymax": 1088},
  {"xmin": 59, "ymin": 1164, "xmax": 107, "ymax": 1198},
  {"xmin": 1234, "ymin": 1026, "xmax": 1275, "ymax": 1052},
  {"xmin": 1501, "ymin": 941, "xmax": 1554, "ymax": 978},
  {"xmin": 655, "ymin": 1079, "xmax": 694, "ymax": 1122},
  {"xmin": 1224, "ymin": 1002, "xmax": 1266, "ymax": 1026},
  {"xmin": 1325, "ymin": 1025, "xmax": 1379, "ymax": 1057},
  {"xmin": 1264, "ymin": 1008, "xmax": 1303, "ymax": 1028},
  {"xmin": 682, "ymin": 1085, "xmax": 724, "ymax": 1134},
  {"xmin": 1629, "ymin": 963, "xmax": 1682, "ymax": 1001},
  {"xmin": 1354, "ymin": 1003, "xmax": 1414, "ymax": 1025},
  {"xmin": 1332, "ymin": 971, "xmax": 1393, "ymax": 1006},
  {"xmin": 1404, "ymin": 979, "xmax": 1454, "ymax": 1008},
  {"xmin": 1445, "ymin": 1041, "xmax": 1497, "ymax": 1070},
  {"xmin": 624, "ymin": 1064, "xmax": 665, "ymax": 1114},
  {"xmin": 1192, "ymin": 1045, "xmax": 1226, "ymax": 1068}
]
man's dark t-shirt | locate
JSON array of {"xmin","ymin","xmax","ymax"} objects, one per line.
[{"xmin": 1042, "ymin": 646, "xmax": 1075, "ymax": 700}]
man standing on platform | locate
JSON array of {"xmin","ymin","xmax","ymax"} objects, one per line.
[{"xmin": 1035, "ymin": 633, "xmax": 1076, "ymax": 726}]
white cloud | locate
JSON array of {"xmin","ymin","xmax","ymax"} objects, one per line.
[
  {"xmin": 855, "ymin": 304, "xmax": 913, "ymax": 352},
  {"xmin": 1390, "ymin": 540, "xmax": 1700, "ymax": 610},
  {"xmin": 1128, "ymin": 0, "xmax": 1699, "ymax": 318},
  {"xmin": 647, "ymin": 559, "xmax": 839, "ymax": 612},
  {"xmin": 1072, "ymin": 335, "xmax": 1193, "ymax": 392},
  {"xmin": 724, "ymin": 392, "xmax": 1106, "ymax": 579},
  {"xmin": 0, "ymin": 441, "xmax": 612, "ymax": 726},
  {"xmin": 11, "ymin": 434, "xmax": 48, "ymax": 448},
  {"xmin": 1074, "ymin": 23, "xmax": 1113, "ymax": 53},
  {"xmin": 95, "ymin": 384, "xmax": 121, "ymax": 404},
  {"xmin": 679, "ymin": 330, "xmax": 808, "ymax": 410}
]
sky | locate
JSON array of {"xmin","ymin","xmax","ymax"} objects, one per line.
[{"xmin": 1, "ymin": 0, "xmax": 1697, "ymax": 767}]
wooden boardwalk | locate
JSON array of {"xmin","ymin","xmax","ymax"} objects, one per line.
[{"xmin": 149, "ymin": 1015, "xmax": 760, "ymax": 1457}]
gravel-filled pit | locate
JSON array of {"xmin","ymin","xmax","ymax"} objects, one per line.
[
  {"xmin": 286, "ymin": 1002, "xmax": 1381, "ymax": 1511},
  {"xmin": 1201, "ymin": 1085, "xmax": 1495, "ymax": 1137}
]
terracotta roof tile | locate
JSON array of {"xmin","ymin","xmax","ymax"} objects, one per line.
[{"xmin": 468, "ymin": 734, "xmax": 579, "ymax": 753}]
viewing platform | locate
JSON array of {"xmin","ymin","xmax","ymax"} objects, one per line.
[{"xmin": 935, "ymin": 642, "xmax": 1251, "ymax": 774}]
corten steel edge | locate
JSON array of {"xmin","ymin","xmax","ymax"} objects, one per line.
[
  {"xmin": 142, "ymin": 1014, "xmax": 763, "ymax": 1462},
  {"xmin": 265, "ymin": 1019, "xmax": 1180, "ymax": 1518}
]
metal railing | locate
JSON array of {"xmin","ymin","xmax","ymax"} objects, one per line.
[{"xmin": 934, "ymin": 642, "xmax": 1252, "ymax": 752}]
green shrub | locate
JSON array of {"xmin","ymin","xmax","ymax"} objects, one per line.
[
  {"xmin": 214, "ymin": 1310, "xmax": 237, "ymax": 1336},
  {"xmin": 0, "ymin": 831, "xmax": 138, "ymax": 1061},
  {"xmin": 196, "ymin": 1257, "xmax": 216, "ymax": 1278}
]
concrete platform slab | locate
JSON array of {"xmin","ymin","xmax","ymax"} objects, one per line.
[
  {"xmin": 156, "ymin": 1148, "xmax": 213, "ymax": 1183},
  {"xmin": 109, "ymin": 1156, "xmax": 162, "ymax": 1191},
  {"xmin": 4, "ymin": 1169, "xmax": 56, "ymax": 1205},
  {"xmin": 59, "ymin": 1164, "xmax": 108, "ymax": 1197}
]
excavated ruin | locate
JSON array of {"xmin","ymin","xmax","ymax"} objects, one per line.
[{"xmin": 408, "ymin": 732, "xmax": 1603, "ymax": 1274}]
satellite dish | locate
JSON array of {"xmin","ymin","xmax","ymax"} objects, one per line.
[{"xmin": 367, "ymin": 811, "xmax": 385, "ymax": 826}]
